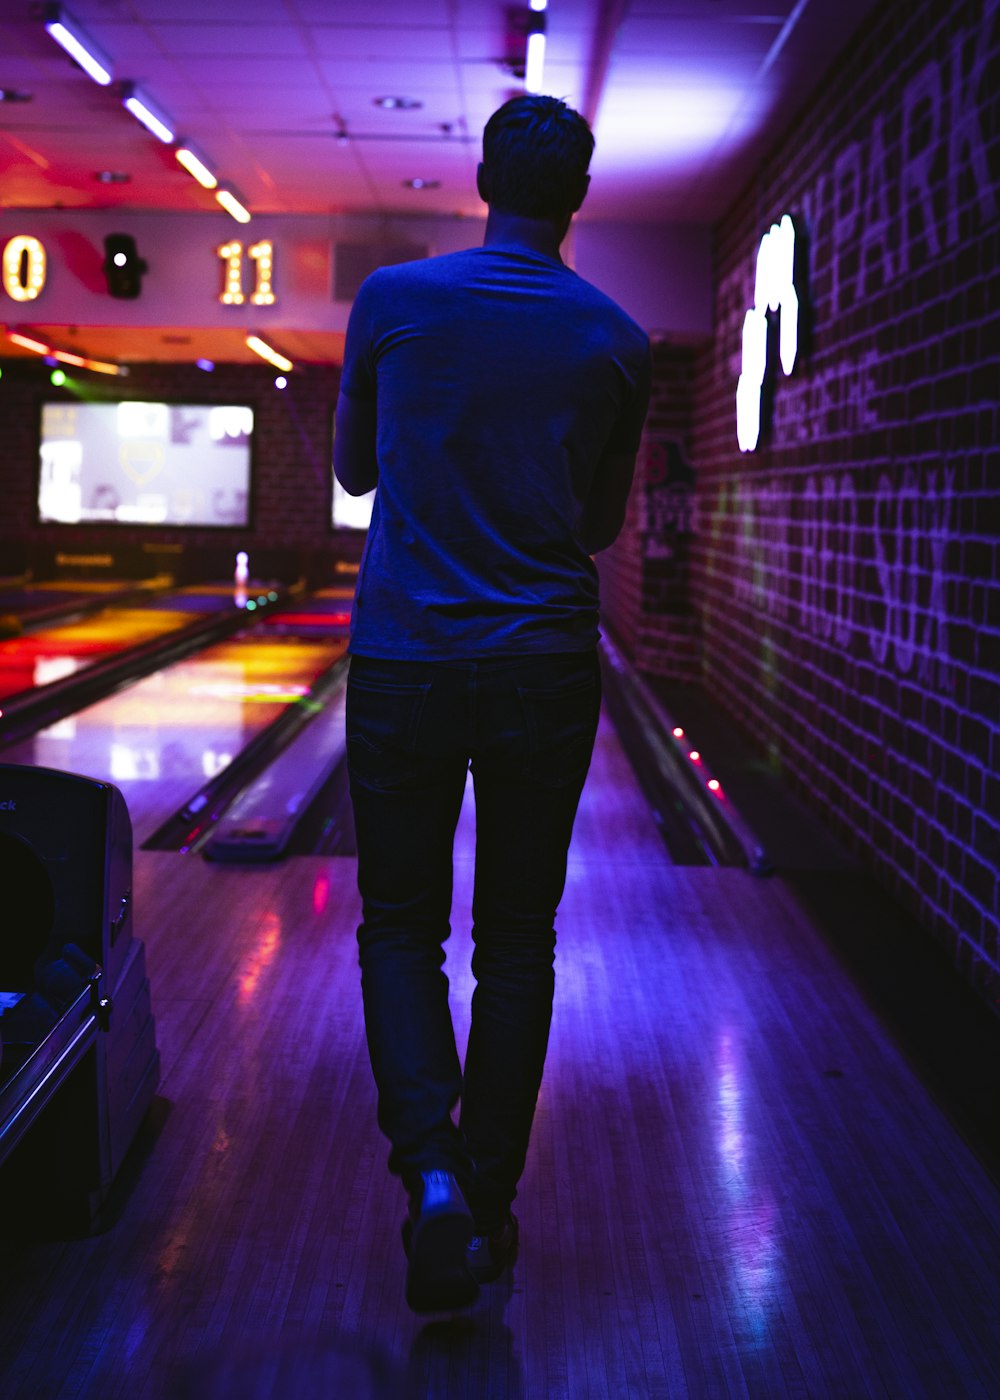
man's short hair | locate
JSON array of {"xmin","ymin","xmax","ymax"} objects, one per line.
[{"xmin": 482, "ymin": 95, "xmax": 594, "ymax": 222}]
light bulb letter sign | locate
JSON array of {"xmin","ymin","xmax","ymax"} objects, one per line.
[
  {"xmin": 248, "ymin": 242, "xmax": 275, "ymax": 306},
  {"xmin": 3, "ymin": 235, "xmax": 47, "ymax": 302},
  {"xmin": 736, "ymin": 213, "xmax": 800, "ymax": 452},
  {"xmin": 217, "ymin": 240, "xmax": 275, "ymax": 306},
  {"xmin": 218, "ymin": 240, "xmax": 245, "ymax": 305}
]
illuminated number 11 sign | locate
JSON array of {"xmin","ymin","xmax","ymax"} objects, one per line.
[
  {"xmin": 217, "ymin": 240, "xmax": 276, "ymax": 306},
  {"xmin": 736, "ymin": 214, "xmax": 800, "ymax": 452}
]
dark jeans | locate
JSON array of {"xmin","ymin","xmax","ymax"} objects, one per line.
[{"xmin": 346, "ymin": 649, "xmax": 601, "ymax": 1228}]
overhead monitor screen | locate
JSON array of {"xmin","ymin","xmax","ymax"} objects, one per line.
[{"xmin": 38, "ymin": 401, "xmax": 253, "ymax": 527}]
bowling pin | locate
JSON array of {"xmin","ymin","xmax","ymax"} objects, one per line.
[{"xmin": 234, "ymin": 550, "xmax": 249, "ymax": 608}]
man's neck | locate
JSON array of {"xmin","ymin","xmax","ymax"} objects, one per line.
[{"xmin": 482, "ymin": 209, "xmax": 569, "ymax": 261}]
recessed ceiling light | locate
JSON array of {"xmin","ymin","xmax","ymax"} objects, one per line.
[
  {"xmin": 374, "ymin": 96, "xmax": 423, "ymax": 110},
  {"xmin": 403, "ymin": 178, "xmax": 440, "ymax": 190},
  {"xmin": 0, "ymin": 89, "xmax": 34, "ymax": 103},
  {"xmin": 94, "ymin": 170, "xmax": 131, "ymax": 184}
]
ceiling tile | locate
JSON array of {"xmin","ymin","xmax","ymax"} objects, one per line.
[
  {"xmin": 146, "ymin": 24, "xmax": 313, "ymax": 57},
  {"xmin": 307, "ymin": 26, "xmax": 453, "ymax": 61},
  {"xmin": 291, "ymin": 0, "xmax": 452, "ymax": 22},
  {"xmin": 177, "ymin": 56, "xmax": 324, "ymax": 88}
]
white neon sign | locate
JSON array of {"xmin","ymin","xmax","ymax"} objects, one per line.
[{"xmin": 736, "ymin": 213, "xmax": 800, "ymax": 452}]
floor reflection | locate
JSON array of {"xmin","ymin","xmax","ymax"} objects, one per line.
[
  {"xmin": 715, "ymin": 1028, "xmax": 782, "ymax": 1344},
  {"xmin": 408, "ymin": 1275, "xmax": 526, "ymax": 1400}
]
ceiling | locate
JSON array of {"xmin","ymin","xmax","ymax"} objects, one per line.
[{"xmin": 0, "ymin": 0, "xmax": 880, "ymax": 363}]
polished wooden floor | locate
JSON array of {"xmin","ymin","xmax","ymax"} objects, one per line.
[{"xmin": 1, "ymin": 713, "xmax": 998, "ymax": 1398}]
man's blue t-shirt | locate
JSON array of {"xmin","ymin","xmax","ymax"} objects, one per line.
[{"xmin": 340, "ymin": 243, "xmax": 651, "ymax": 659}]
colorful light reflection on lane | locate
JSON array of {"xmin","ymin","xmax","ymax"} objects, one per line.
[
  {"xmin": 238, "ymin": 911, "xmax": 282, "ymax": 1004},
  {"xmin": 0, "ymin": 633, "xmax": 347, "ymax": 842},
  {"xmin": 0, "ymin": 607, "xmax": 208, "ymax": 700},
  {"xmin": 187, "ymin": 680, "xmax": 312, "ymax": 703}
]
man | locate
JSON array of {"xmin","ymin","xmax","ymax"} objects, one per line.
[{"xmin": 334, "ymin": 94, "xmax": 650, "ymax": 1314}]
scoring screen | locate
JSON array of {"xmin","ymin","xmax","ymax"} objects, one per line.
[{"xmin": 38, "ymin": 401, "xmax": 253, "ymax": 527}]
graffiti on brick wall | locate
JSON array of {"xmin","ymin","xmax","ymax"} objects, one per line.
[
  {"xmin": 716, "ymin": 0, "xmax": 999, "ymax": 379},
  {"xmin": 635, "ymin": 437, "xmax": 696, "ymax": 561},
  {"xmin": 725, "ymin": 461, "xmax": 955, "ymax": 690},
  {"xmin": 770, "ymin": 350, "xmax": 881, "ymax": 441},
  {"xmin": 812, "ymin": 0, "xmax": 998, "ymax": 316}
]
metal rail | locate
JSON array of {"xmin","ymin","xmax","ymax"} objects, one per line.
[
  {"xmin": 0, "ymin": 979, "xmax": 103, "ymax": 1168},
  {"xmin": 599, "ymin": 632, "xmax": 769, "ymax": 870}
]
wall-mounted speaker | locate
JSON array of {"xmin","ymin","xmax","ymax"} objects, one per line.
[{"xmin": 103, "ymin": 232, "xmax": 147, "ymax": 299}]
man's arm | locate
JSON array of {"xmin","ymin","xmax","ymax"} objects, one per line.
[
  {"xmin": 580, "ymin": 337, "xmax": 650, "ymax": 553},
  {"xmin": 334, "ymin": 392, "xmax": 379, "ymax": 496},
  {"xmin": 579, "ymin": 450, "xmax": 638, "ymax": 553}
]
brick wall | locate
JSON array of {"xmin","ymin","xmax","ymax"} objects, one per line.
[
  {"xmin": 0, "ymin": 359, "xmax": 345, "ymax": 579},
  {"xmin": 599, "ymin": 341, "xmax": 701, "ymax": 678},
  {"xmin": 689, "ymin": 0, "xmax": 1000, "ymax": 1002}
]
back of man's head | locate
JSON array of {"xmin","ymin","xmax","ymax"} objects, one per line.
[{"xmin": 481, "ymin": 96, "xmax": 594, "ymax": 223}]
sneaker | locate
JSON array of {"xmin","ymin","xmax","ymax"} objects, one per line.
[
  {"xmin": 402, "ymin": 1171, "xmax": 479, "ymax": 1314},
  {"xmin": 467, "ymin": 1213, "xmax": 519, "ymax": 1284}
]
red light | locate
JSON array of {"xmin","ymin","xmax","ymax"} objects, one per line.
[
  {"xmin": 312, "ymin": 873, "xmax": 330, "ymax": 915},
  {"xmin": 261, "ymin": 611, "xmax": 350, "ymax": 629},
  {"xmin": 689, "ymin": 750, "xmax": 701, "ymax": 763},
  {"xmin": 672, "ymin": 726, "xmax": 684, "ymax": 738},
  {"xmin": 708, "ymin": 779, "xmax": 721, "ymax": 793}
]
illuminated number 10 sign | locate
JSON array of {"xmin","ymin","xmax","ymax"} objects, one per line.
[
  {"xmin": 2, "ymin": 233, "xmax": 280, "ymax": 308},
  {"xmin": 736, "ymin": 214, "xmax": 800, "ymax": 452},
  {"xmin": 217, "ymin": 240, "xmax": 275, "ymax": 306}
]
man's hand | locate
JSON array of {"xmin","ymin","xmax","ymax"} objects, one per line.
[{"xmin": 334, "ymin": 392, "xmax": 379, "ymax": 496}]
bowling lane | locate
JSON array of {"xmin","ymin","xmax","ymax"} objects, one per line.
[
  {"xmin": 0, "ymin": 580, "xmax": 122, "ymax": 615},
  {"xmin": 256, "ymin": 584, "xmax": 353, "ymax": 637},
  {"xmin": 0, "ymin": 576, "xmax": 168, "ymax": 625},
  {"xmin": 0, "ymin": 584, "xmax": 256, "ymax": 703},
  {"xmin": 0, "ymin": 626, "xmax": 346, "ymax": 843}
]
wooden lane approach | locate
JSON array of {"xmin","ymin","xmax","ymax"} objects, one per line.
[{"xmin": 1, "ymin": 710, "xmax": 998, "ymax": 1395}]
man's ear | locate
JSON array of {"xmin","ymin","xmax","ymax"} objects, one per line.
[
  {"xmin": 570, "ymin": 173, "xmax": 591, "ymax": 213},
  {"xmin": 476, "ymin": 162, "xmax": 491, "ymax": 204}
]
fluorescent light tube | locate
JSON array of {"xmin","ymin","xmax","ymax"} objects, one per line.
[
  {"xmin": 44, "ymin": 5, "xmax": 113, "ymax": 86},
  {"xmin": 176, "ymin": 145, "xmax": 218, "ymax": 189},
  {"xmin": 216, "ymin": 189, "xmax": 252, "ymax": 224},
  {"xmin": 525, "ymin": 30, "xmax": 546, "ymax": 93},
  {"xmin": 52, "ymin": 348, "xmax": 121, "ymax": 375},
  {"xmin": 6, "ymin": 329, "xmax": 121, "ymax": 374},
  {"xmin": 8, "ymin": 331, "xmax": 50, "ymax": 355},
  {"xmin": 122, "ymin": 84, "xmax": 175, "ymax": 144},
  {"xmin": 246, "ymin": 336, "xmax": 293, "ymax": 373}
]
